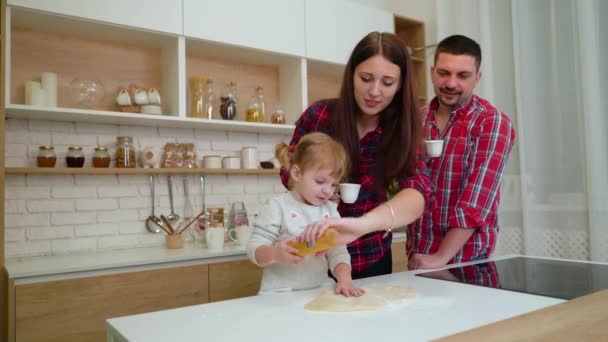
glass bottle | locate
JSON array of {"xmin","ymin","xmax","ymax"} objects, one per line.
[
  {"xmin": 37, "ymin": 145, "xmax": 56, "ymax": 167},
  {"xmin": 271, "ymin": 104, "xmax": 286, "ymax": 124},
  {"xmin": 189, "ymin": 76, "xmax": 206, "ymax": 118},
  {"xmin": 116, "ymin": 136, "xmax": 136, "ymax": 168},
  {"xmin": 204, "ymin": 79, "xmax": 214, "ymax": 119},
  {"xmin": 255, "ymin": 84, "xmax": 266, "ymax": 122},
  {"xmin": 220, "ymin": 81, "xmax": 237, "ymax": 120},
  {"xmin": 66, "ymin": 146, "xmax": 85, "ymax": 168},
  {"xmin": 93, "ymin": 146, "xmax": 111, "ymax": 168}
]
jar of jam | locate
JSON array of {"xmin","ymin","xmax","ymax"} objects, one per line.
[
  {"xmin": 66, "ymin": 146, "xmax": 85, "ymax": 168},
  {"xmin": 116, "ymin": 136, "xmax": 136, "ymax": 168},
  {"xmin": 37, "ymin": 145, "xmax": 56, "ymax": 167},
  {"xmin": 93, "ymin": 146, "xmax": 111, "ymax": 168}
]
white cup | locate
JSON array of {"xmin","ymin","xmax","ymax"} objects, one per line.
[
  {"xmin": 222, "ymin": 156, "xmax": 240, "ymax": 169},
  {"xmin": 116, "ymin": 89, "xmax": 132, "ymax": 106},
  {"xmin": 241, "ymin": 147, "xmax": 258, "ymax": 169},
  {"xmin": 147, "ymin": 88, "xmax": 161, "ymax": 105},
  {"xmin": 425, "ymin": 140, "xmax": 444, "ymax": 158},
  {"xmin": 339, "ymin": 183, "xmax": 361, "ymax": 204},
  {"xmin": 228, "ymin": 225, "xmax": 253, "ymax": 246},
  {"xmin": 203, "ymin": 155, "xmax": 221, "ymax": 168},
  {"xmin": 133, "ymin": 88, "xmax": 149, "ymax": 105},
  {"xmin": 205, "ymin": 227, "xmax": 225, "ymax": 250}
]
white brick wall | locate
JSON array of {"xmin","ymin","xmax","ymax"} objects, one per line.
[{"xmin": 4, "ymin": 118, "xmax": 289, "ymax": 257}]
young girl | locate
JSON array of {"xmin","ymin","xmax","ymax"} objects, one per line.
[{"xmin": 246, "ymin": 132, "xmax": 363, "ymax": 297}]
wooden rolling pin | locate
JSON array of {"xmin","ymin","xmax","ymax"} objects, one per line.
[{"xmin": 288, "ymin": 228, "xmax": 338, "ymax": 257}]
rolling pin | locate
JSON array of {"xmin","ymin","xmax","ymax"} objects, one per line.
[{"xmin": 288, "ymin": 228, "xmax": 338, "ymax": 257}]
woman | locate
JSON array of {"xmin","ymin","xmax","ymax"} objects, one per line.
[{"xmin": 282, "ymin": 32, "xmax": 433, "ymax": 278}]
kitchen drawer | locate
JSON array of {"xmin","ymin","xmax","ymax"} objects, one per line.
[
  {"xmin": 392, "ymin": 241, "xmax": 408, "ymax": 272},
  {"xmin": 209, "ymin": 260, "xmax": 262, "ymax": 302}
]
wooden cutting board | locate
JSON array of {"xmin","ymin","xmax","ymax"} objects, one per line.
[{"xmin": 436, "ymin": 289, "xmax": 608, "ymax": 341}]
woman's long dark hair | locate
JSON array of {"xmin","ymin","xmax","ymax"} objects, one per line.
[{"xmin": 331, "ymin": 31, "xmax": 421, "ymax": 187}]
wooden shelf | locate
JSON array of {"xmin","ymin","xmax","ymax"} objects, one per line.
[
  {"xmin": 5, "ymin": 167, "xmax": 280, "ymax": 175},
  {"xmin": 5, "ymin": 105, "xmax": 295, "ymax": 135}
]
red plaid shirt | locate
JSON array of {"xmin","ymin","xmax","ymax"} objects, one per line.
[
  {"xmin": 281, "ymin": 100, "xmax": 433, "ymax": 272},
  {"xmin": 408, "ymin": 95, "xmax": 515, "ymax": 263}
]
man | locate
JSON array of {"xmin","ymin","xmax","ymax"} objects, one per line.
[{"xmin": 407, "ymin": 35, "xmax": 516, "ymax": 269}]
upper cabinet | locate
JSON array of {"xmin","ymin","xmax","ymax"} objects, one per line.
[
  {"xmin": 305, "ymin": 0, "xmax": 394, "ymax": 65},
  {"xmin": 183, "ymin": 0, "xmax": 306, "ymax": 57},
  {"xmin": 7, "ymin": 0, "xmax": 183, "ymax": 35}
]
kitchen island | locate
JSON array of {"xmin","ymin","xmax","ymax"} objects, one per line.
[{"xmin": 106, "ymin": 255, "xmax": 573, "ymax": 342}]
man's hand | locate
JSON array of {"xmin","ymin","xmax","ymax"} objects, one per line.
[{"xmin": 408, "ymin": 253, "xmax": 449, "ymax": 270}]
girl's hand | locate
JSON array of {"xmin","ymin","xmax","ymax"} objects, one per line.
[
  {"xmin": 335, "ymin": 280, "xmax": 365, "ymax": 297},
  {"xmin": 272, "ymin": 238, "xmax": 303, "ymax": 265}
]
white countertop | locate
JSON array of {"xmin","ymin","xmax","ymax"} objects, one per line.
[
  {"xmin": 5, "ymin": 233, "xmax": 407, "ymax": 280},
  {"xmin": 106, "ymin": 255, "xmax": 565, "ymax": 342}
]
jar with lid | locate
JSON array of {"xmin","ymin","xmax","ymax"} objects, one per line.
[
  {"xmin": 219, "ymin": 81, "xmax": 237, "ymax": 120},
  {"xmin": 66, "ymin": 146, "xmax": 85, "ymax": 168},
  {"xmin": 246, "ymin": 97, "xmax": 262, "ymax": 122},
  {"xmin": 255, "ymin": 85, "xmax": 266, "ymax": 120},
  {"xmin": 270, "ymin": 104, "xmax": 286, "ymax": 124},
  {"xmin": 204, "ymin": 79, "xmax": 215, "ymax": 119},
  {"xmin": 93, "ymin": 146, "xmax": 111, "ymax": 168},
  {"xmin": 189, "ymin": 76, "xmax": 206, "ymax": 118},
  {"xmin": 116, "ymin": 136, "xmax": 136, "ymax": 168},
  {"xmin": 37, "ymin": 145, "xmax": 56, "ymax": 167}
]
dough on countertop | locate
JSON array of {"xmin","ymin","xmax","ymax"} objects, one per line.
[{"xmin": 304, "ymin": 285, "xmax": 416, "ymax": 312}]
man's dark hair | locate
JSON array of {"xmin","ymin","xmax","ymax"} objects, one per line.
[{"xmin": 434, "ymin": 35, "xmax": 482, "ymax": 70}]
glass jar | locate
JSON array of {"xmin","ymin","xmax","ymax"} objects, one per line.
[
  {"xmin": 204, "ymin": 79, "xmax": 214, "ymax": 119},
  {"xmin": 219, "ymin": 81, "xmax": 237, "ymax": 120},
  {"xmin": 116, "ymin": 136, "xmax": 136, "ymax": 168},
  {"xmin": 37, "ymin": 145, "xmax": 56, "ymax": 167},
  {"xmin": 246, "ymin": 96, "xmax": 262, "ymax": 122},
  {"xmin": 271, "ymin": 104, "xmax": 286, "ymax": 124},
  {"xmin": 255, "ymin": 85, "xmax": 266, "ymax": 120},
  {"xmin": 66, "ymin": 146, "xmax": 85, "ymax": 168},
  {"xmin": 189, "ymin": 76, "xmax": 206, "ymax": 118},
  {"xmin": 93, "ymin": 146, "xmax": 111, "ymax": 168}
]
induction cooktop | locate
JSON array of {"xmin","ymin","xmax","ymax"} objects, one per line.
[{"xmin": 416, "ymin": 256, "xmax": 608, "ymax": 300}]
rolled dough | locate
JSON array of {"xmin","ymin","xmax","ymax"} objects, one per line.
[{"xmin": 304, "ymin": 285, "xmax": 416, "ymax": 312}]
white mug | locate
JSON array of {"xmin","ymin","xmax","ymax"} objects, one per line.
[
  {"xmin": 116, "ymin": 89, "xmax": 132, "ymax": 106},
  {"xmin": 205, "ymin": 227, "xmax": 225, "ymax": 250},
  {"xmin": 147, "ymin": 88, "xmax": 161, "ymax": 105},
  {"xmin": 133, "ymin": 88, "xmax": 149, "ymax": 105},
  {"xmin": 241, "ymin": 147, "xmax": 258, "ymax": 169},
  {"xmin": 339, "ymin": 183, "xmax": 361, "ymax": 204},
  {"xmin": 228, "ymin": 225, "xmax": 253, "ymax": 246},
  {"xmin": 222, "ymin": 156, "xmax": 240, "ymax": 169}
]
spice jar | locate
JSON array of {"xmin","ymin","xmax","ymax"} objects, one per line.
[
  {"xmin": 37, "ymin": 145, "xmax": 56, "ymax": 167},
  {"xmin": 189, "ymin": 76, "xmax": 206, "ymax": 118},
  {"xmin": 271, "ymin": 104, "xmax": 286, "ymax": 124},
  {"xmin": 93, "ymin": 146, "xmax": 111, "ymax": 168},
  {"xmin": 116, "ymin": 136, "xmax": 136, "ymax": 168},
  {"xmin": 66, "ymin": 146, "xmax": 85, "ymax": 168},
  {"xmin": 219, "ymin": 81, "xmax": 237, "ymax": 120}
]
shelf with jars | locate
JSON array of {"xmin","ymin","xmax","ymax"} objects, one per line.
[
  {"xmin": 4, "ymin": 6, "xmax": 297, "ymax": 135},
  {"xmin": 5, "ymin": 167, "xmax": 280, "ymax": 175}
]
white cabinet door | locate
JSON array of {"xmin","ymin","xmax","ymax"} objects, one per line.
[
  {"xmin": 183, "ymin": 0, "xmax": 306, "ymax": 57},
  {"xmin": 305, "ymin": 0, "xmax": 394, "ymax": 65},
  {"xmin": 7, "ymin": 0, "xmax": 183, "ymax": 35}
]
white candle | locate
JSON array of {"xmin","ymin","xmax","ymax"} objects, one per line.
[
  {"xmin": 25, "ymin": 81, "xmax": 41, "ymax": 105},
  {"xmin": 41, "ymin": 72, "xmax": 58, "ymax": 107},
  {"xmin": 30, "ymin": 87, "xmax": 46, "ymax": 106}
]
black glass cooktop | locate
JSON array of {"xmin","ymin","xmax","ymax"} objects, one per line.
[{"xmin": 416, "ymin": 256, "xmax": 608, "ymax": 300}]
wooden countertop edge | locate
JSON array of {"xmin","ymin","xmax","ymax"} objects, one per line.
[{"xmin": 435, "ymin": 289, "xmax": 608, "ymax": 341}]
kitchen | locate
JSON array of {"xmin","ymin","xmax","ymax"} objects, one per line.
[{"xmin": 1, "ymin": 0, "xmax": 607, "ymax": 341}]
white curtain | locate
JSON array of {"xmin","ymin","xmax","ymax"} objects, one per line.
[{"xmin": 435, "ymin": 0, "xmax": 608, "ymax": 262}]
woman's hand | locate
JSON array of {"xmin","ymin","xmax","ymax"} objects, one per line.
[
  {"xmin": 335, "ymin": 280, "xmax": 365, "ymax": 297},
  {"xmin": 272, "ymin": 239, "xmax": 303, "ymax": 265},
  {"xmin": 298, "ymin": 216, "xmax": 372, "ymax": 247}
]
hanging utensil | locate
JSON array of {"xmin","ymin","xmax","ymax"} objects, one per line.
[
  {"xmin": 167, "ymin": 175, "xmax": 180, "ymax": 225},
  {"xmin": 199, "ymin": 175, "xmax": 206, "ymax": 213},
  {"xmin": 183, "ymin": 177, "xmax": 194, "ymax": 220},
  {"xmin": 145, "ymin": 175, "xmax": 163, "ymax": 233}
]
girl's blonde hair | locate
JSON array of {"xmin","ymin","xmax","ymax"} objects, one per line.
[{"xmin": 276, "ymin": 132, "xmax": 349, "ymax": 187}]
